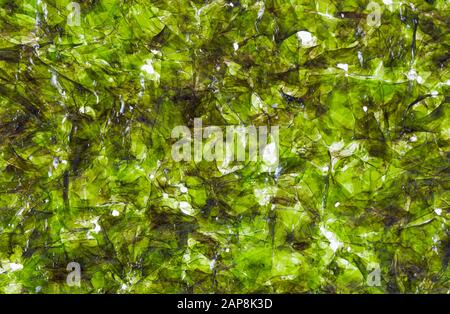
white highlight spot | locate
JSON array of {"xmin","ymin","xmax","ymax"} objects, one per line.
[
  {"xmin": 257, "ymin": 4, "xmax": 265, "ymax": 19},
  {"xmin": 435, "ymin": 208, "xmax": 442, "ymax": 216},
  {"xmin": 337, "ymin": 63, "xmax": 349, "ymax": 72},
  {"xmin": 141, "ymin": 61, "xmax": 155, "ymax": 74},
  {"xmin": 320, "ymin": 227, "xmax": 342, "ymax": 252},
  {"xmin": 209, "ymin": 259, "xmax": 216, "ymax": 270},
  {"xmin": 358, "ymin": 51, "xmax": 364, "ymax": 66},
  {"xmin": 179, "ymin": 201, "xmax": 194, "ymax": 216},
  {"xmin": 329, "ymin": 141, "xmax": 345, "ymax": 154},
  {"xmin": 9, "ymin": 263, "xmax": 23, "ymax": 272},
  {"xmin": 407, "ymin": 69, "xmax": 423, "ymax": 84},
  {"xmin": 254, "ymin": 188, "xmax": 272, "ymax": 206},
  {"xmin": 111, "ymin": 210, "xmax": 119, "ymax": 217},
  {"xmin": 179, "ymin": 185, "xmax": 188, "ymax": 194},
  {"xmin": 262, "ymin": 143, "xmax": 278, "ymax": 165},
  {"xmin": 141, "ymin": 59, "xmax": 160, "ymax": 82},
  {"xmin": 233, "ymin": 42, "xmax": 239, "ymax": 51},
  {"xmin": 296, "ymin": 31, "xmax": 317, "ymax": 47},
  {"xmin": 50, "ymin": 70, "xmax": 66, "ymax": 98},
  {"xmin": 119, "ymin": 97, "xmax": 125, "ymax": 114},
  {"xmin": 92, "ymin": 218, "xmax": 101, "ymax": 233}
]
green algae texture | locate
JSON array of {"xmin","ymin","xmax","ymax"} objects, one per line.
[{"xmin": 0, "ymin": 0, "xmax": 449, "ymax": 293}]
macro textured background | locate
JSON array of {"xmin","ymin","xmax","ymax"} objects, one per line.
[{"xmin": 0, "ymin": 0, "xmax": 449, "ymax": 293}]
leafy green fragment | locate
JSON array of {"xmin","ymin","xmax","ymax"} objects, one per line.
[{"xmin": 0, "ymin": 0, "xmax": 449, "ymax": 293}]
